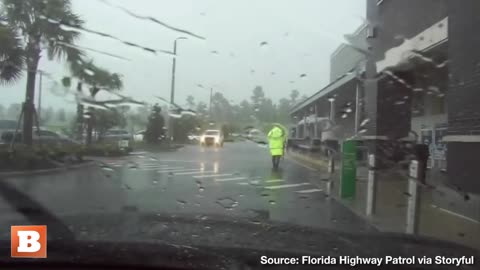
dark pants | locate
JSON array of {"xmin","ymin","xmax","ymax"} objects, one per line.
[{"xmin": 272, "ymin": 155, "xmax": 281, "ymax": 169}]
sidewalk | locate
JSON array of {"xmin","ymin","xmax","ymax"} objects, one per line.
[{"xmin": 287, "ymin": 150, "xmax": 480, "ymax": 250}]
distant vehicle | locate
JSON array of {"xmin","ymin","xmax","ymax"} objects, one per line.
[
  {"xmin": 0, "ymin": 128, "xmax": 81, "ymax": 147},
  {"xmin": 200, "ymin": 129, "xmax": 224, "ymax": 147},
  {"xmin": 188, "ymin": 134, "xmax": 200, "ymax": 142},
  {"xmin": 133, "ymin": 130, "xmax": 146, "ymax": 142},
  {"xmin": 100, "ymin": 129, "xmax": 133, "ymax": 150},
  {"xmin": 246, "ymin": 129, "xmax": 267, "ymax": 143},
  {"xmin": 0, "ymin": 120, "xmax": 17, "ymax": 139}
]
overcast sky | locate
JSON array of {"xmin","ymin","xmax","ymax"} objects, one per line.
[{"xmin": 1, "ymin": 0, "xmax": 365, "ymax": 110}]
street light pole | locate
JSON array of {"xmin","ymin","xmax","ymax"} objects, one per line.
[{"xmin": 209, "ymin": 87, "xmax": 213, "ymax": 118}]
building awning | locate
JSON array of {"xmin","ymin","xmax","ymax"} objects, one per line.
[{"xmin": 290, "ymin": 73, "xmax": 356, "ymax": 115}]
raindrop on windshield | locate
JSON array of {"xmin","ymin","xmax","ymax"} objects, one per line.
[
  {"xmin": 394, "ymin": 100, "xmax": 406, "ymax": 105},
  {"xmin": 360, "ymin": 118, "xmax": 370, "ymax": 126},
  {"xmin": 84, "ymin": 69, "xmax": 95, "ymax": 76},
  {"xmin": 345, "ymin": 107, "xmax": 353, "ymax": 113},
  {"xmin": 211, "ymin": 50, "xmax": 219, "ymax": 55},
  {"xmin": 260, "ymin": 41, "xmax": 268, "ymax": 48},
  {"xmin": 268, "ymin": 200, "xmax": 276, "ymax": 205},
  {"xmin": 341, "ymin": 113, "xmax": 348, "ymax": 119},
  {"xmin": 101, "ymin": 165, "xmax": 114, "ymax": 172},
  {"xmin": 177, "ymin": 199, "xmax": 187, "ymax": 206},
  {"xmin": 152, "ymin": 180, "xmax": 158, "ymax": 185},
  {"xmin": 216, "ymin": 197, "xmax": 238, "ymax": 210},
  {"xmin": 300, "ymin": 73, "xmax": 307, "ymax": 79},
  {"xmin": 198, "ymin": 186, "xmax": 205, "ymax": 192}
]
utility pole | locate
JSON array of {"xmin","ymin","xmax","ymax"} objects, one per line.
[
  {"xmin": 168, "ymin": 37, "xmax": 187, "ymax": 141},
  {"xmin": 209, "ymin": 88, "xmax": 213, "ymax": 118}
]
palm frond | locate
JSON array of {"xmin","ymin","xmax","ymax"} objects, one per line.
[{"xmin": 0, "ymin": 24, "xmax": 25, "ymax": 84}]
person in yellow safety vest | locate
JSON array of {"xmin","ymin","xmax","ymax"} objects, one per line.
[{"xmin": 267, "ymin": 124, "xmax": 287, "ymax": 169}]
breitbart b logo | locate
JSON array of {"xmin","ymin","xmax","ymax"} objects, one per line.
[{"xmin": 11, "ymin": 225, "xmax": 47, "ymax": 258}]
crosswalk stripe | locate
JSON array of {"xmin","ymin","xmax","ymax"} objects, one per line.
[
  {"xmin": 156, "ymin": 169, "xmax": 200, "ymax": 173},
  {"xmin": 215, "ymin": 177, "xmax": 247, "ymax": 182},
  {"xmin": 296, "ymin": 188, "xmax": 323, "ymax": 193},
  {"xmin": 130, "ymin": 151, "xmax": 147, "ymax": 155},
  {"xmin": 193, "ymin": 173, "xmax": 232, "ymax": 179},
  {"xmin": 138, "ymin": 164, "xmax": 169, "ymax": 167},
  {"xmin": 138, "ymin": 166, "xmax": 184, "ymax": 171},
  {"xmin": 266, "ymin": 179, "xmax": 284, "ymax": 183},
  {"xmin": 174, "ymin": 170, "xmax": 214, "ymax": 176},
  {"xmin": 264, "ymin": 183, "xmax": 311, "ymax": 190}
]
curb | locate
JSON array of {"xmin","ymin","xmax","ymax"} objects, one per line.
[
  {"xmin": 286, "ymin": 151, "xmax": 381, "ymax": 231},
  {"xmin": 0, "ymin": 160, "xmax": 96, "ymax": 178}
]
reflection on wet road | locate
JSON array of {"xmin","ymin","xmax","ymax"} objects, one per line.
[{"xmin": 0, "ymin": 141, "xmax": 374, "ymax": 237}]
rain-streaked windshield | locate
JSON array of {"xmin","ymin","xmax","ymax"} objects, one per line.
[{"xmin": 0, "ymin": 0, "xmax": 478, "ymax": 267}]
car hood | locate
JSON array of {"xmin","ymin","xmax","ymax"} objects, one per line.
[{"xmin": 1, "ymin": 212, "xmax": 478, "ymax": 259}]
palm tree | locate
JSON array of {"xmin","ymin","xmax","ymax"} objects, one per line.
[
  {"xmin": 2, "ymin": 0, "xmax": 85, "ymax": 145},
  {"xmin": 0, "ymin": 15, "xmax": 24, "ymax": 84},
  {"xmin": 72, "ymin": 60, "xmax": 123, "ymax": 144}
]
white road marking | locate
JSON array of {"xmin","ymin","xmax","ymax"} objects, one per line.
[
  {"xmin": 174, "ymin": 170, "xmax": 214, "ymax": 176},
  {"xmin": 215, "ymin": 177, "xmax": 247, "ymax": 182},
  {"xmin": 138, "ymin": 163, "xmax": 169, "ymax": 167},
  {"xmin": 264, "ymin": 183, "xmax": 311, "ymax": 190},
  {"xmin": 130, "ymin": 151, "xmax": 147, "ymax": 155},
  {"xmin": 193, "ymin": 173, "xmax": 233, "ymax": 179},
  {"xmin": 156, "ymin": 169, "xmax": 201, "ymax": 173},
  {"xmin": 159, "ymin": 160, "xmax": 200, "ymax": 163},
  {"xmin": 266, "ymin": 179, "xmax": 284, "ymax": 183},
  {"xmin": 296, "ymin": 188, "xmax": 323, "ymax": 193}
]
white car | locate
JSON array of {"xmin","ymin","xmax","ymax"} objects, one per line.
[
  {"xmin": 200, "ymin": 130, "xmax": 224, "ymax": 147},
  {"xmin": 133, "ymin": 130, "xmax": 146, "ymax": 142}
]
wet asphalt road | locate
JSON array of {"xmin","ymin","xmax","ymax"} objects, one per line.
[{"xmin": 0, "ymin": 141, "xmax": 374, "ymax": 237}]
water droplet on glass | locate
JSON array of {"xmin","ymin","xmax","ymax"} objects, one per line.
[
  {"xmin": 300, "ymin": 74, "xmax": 307, "ymax": 79},
  {"xmin": 84, "ymin": 69, "xmax": 95, "ymax": 76},
  {"xmin": 198, "ymin": 186, "xmax": 205, "ymax": 192},
  {"xmin": 260, "ymin": 41, "xmax": 268, "ymax": 48},
  {"xmin": 211, "ymin": 50, "xmax": 219, "ymax": 55},
  {"xmin": 341, "ymin": 113, "xmax": 348, "ymax": 119},
  {"xmin": 152, "ymin": 180, "xmax": 158, "ymax": 185},
  {"xmin": 360, "ymin": 118, "xmax": 370, "ymax": 127},
  {"xmin": 261, "ymin": 193, "xmax": 269, "ymax": 197},
  {"xmin": 394, "ymin": 100, "xmax": 406, "ymax": 105},
  {"xmin": 216, "ymin": 197, "xmax": 238, "ymax": 210},
  {"xmin": 101, "ymin": 166, "xmax": 114, "ymax": 172},
  {"xmin": 269, "ymin": 200, "xmax": 276, "ymax": 205},
  {"xmin": 177, "ymin": 200, "xmax": 187, "ymax": 205},
  {"xmin": 345, "ymin": 107, "xmax": 353, "ymax": 113},
  {"xmin": 359, "ymin": 128, "xmax": 368, "ymax": 134},
  {"xmin": 122, "ymin": 184, "xmax": 132, "ymax": 190}
]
